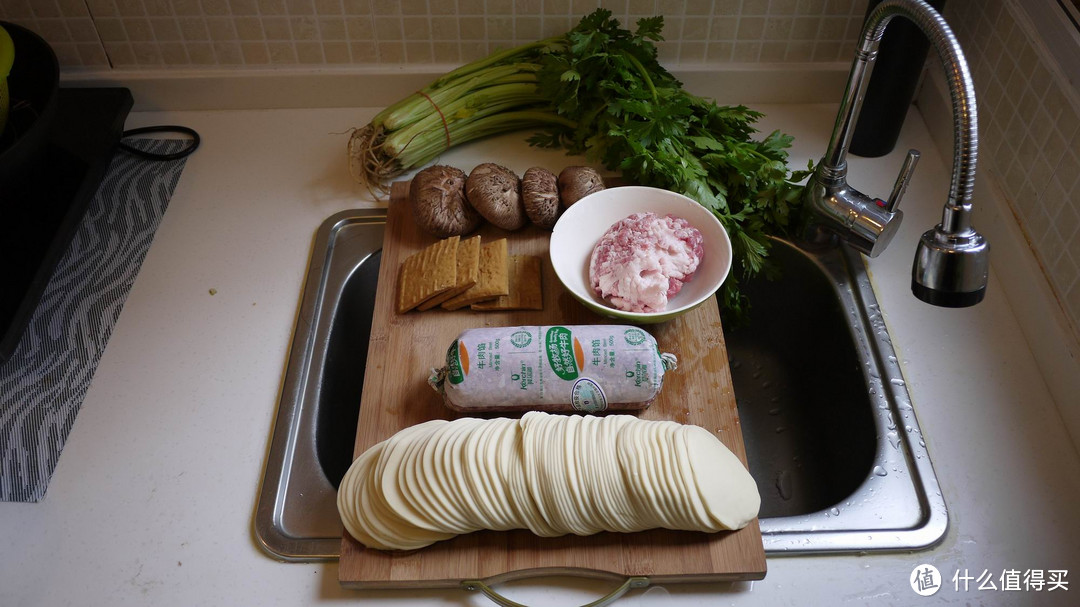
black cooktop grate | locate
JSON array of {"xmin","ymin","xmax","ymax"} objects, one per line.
[{"xmin": 0, "ymin": 88, "xmax": 133, "ymax": 362}]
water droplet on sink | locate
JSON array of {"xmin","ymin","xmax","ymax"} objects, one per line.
[
  {"xmin": 731, "ymin": 360, "xmax": 741, "ymax": 369},
  {"xmin": 830, "ymin": 507, "xmax": 840, "ymax": 516},
  {"xmin": 887, "ymin": 431, "xmax": 901, "ymax": 450},
  {"xmin": 890, "ymin": 378, "xmax": 905, "ymax": 386},
  {"xmin": 775, "ymin": 426, "xmax": 787, "ymax": 434},
  {"xmin": 886, "ymin": 413, "xmax": 896, "ymax": 430},
  {"xmin": 761, "ymin": 380, "xmax": 771, "ymax": 388},
  {"xmin": 751, "ymin": 371, "xmax": 762, "ymax": 379},
  {"xmin": 770, "ymin": 396, "xmax": 781, "ymax": 403},
  {"xmin": 887, "ymin": 355, "xmax": 897, "ymax": 363},
  {"xmin": 905, "ymin": 425, "xmax": 912, "ymax": 433},
  {"xmin": 776, "ymin": 470, "xmax": 792, "ymax": 500},
  {"xmin": 768, "ymin": 407, "xmax": 781, "ymax": 415},
  {"xmin": 873, "ymin": 465, "xmax": 888, "ymax": 477},
  {"xmin": 919, "ymin": 439, "xmax": 926, "ymax": 447}
]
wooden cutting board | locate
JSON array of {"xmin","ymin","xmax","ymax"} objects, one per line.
[{"xmin": 339, "ymin": 181, "xmax": 765, "ymax": 588}]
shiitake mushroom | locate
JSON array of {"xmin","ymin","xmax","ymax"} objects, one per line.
[
  {"xmin": 521, "ymin": 167, "xmax": 560, "ymax": 229},
  {"xmin": 558, "ymin": 166, "xmax": 605, "ymax": 207},
  {"xmin": 466, "ymin": 163, "xmax": 526, "ymax": 231},
  {"xmin": 410, "ymin": 165, "xmax": 483, "ymax": 237}
]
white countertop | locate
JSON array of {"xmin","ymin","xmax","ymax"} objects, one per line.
[{"xmin": 2, "ymin": 101, "xmax": 1079, "ymax": 606}]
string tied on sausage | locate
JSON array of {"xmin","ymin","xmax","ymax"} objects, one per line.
[
  {"xmin": 428, "ymin": 367, "xmax": 448, "ymax": 393},
  {"xmin": 660, "ymin": 352, "xmax": 678, "ymax": 371}
]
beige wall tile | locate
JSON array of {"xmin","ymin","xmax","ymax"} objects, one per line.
[
  {"xmin": 514, "ymin": 16, "xmax": 541, "ymax": 41},
  {"xmin": 460, "ymin": 41, "xmax": 487, "ymax": 61},
  {"xmin": 459, "ymin": 16, "xmax": 485, "ymax": 40},
  {"xmin": 207, "ymin": 17, "xmax": 238, "ymax": 40},
  {"xmin": 68, "ymin": 18, "xmax": 100, "ymax": 42},
  {"xmin": 262, "ymin": 17, "xmax": 291, "ymax": 39},
  {"xmin": 541, "ymin": 16, "xmax": 572, "ymax": 37},
  {"xmin": 235, "ymin": 16, "xmax": 264, "ymax": 39},
  {"xmin": 230, "ymin": 0, "xmax": 260, "ymax": 15},
  {"xmin": 296, "ymin": 40, "xmax": 324, "ymax": 62},
  {"xmin": 346, "ymin": 15, "xmax": 374, "ymax": 39},
  {"xmin": 737, "ymin": 16, "xmax": 765, "ymax": 39},
  {"xmin": 104, "ymin": 41, "xmax": 136, "ymax": 64},
  {"xmin": 402, "ymin": 16, "xmax": 431, "ymax": 41},
  {"xmin": 287, "ymin": 0, "xmax": 316, "ymax": 15},
  {"xmin": 342, "ymin": 0, "xmax": 369, "ymax": 15},
  {"xmin": 116, "ymin": 0, "xmax": 146, "ymax": 17},
  {"xmin": 372, "ymin": 15, "xmax": 401, "ymax": 39},
  {"xmin": 432, "ymin": 40, "xmax": 460, "ymax": 62},
  {"xmin": 759, "ymin": 40, "xmax": 786, "ymax": 61},
  {"xmin": 268, "ymin": 40, "xmax": 298, "ymax": 62},
  {"xmin": 201, "ymin": 0, "xmax": 231, "ymax": 16},
  {"xmin": 371, "ymin": 0, "xmax": 399, "ymax": 15},
  {"xmin": 322, "ymin": 40, "xmax": 350, "ymax": 62},
  {"xmin": 405, "ymin": 40, "xmax": 432, "ymax": 62},
  {"xmin": 319, "ymin": 16, "xmax": 346, "ymax": 39},
  {"xmin": 680, "ymin": 41, "xmax": 707, "ymax": 62},
  {"xmin": 187, "ymin": 40, "xmax": 216, "ymax": 63},
  {"xmin": 122, "ymin": 17, "xmax": 154, "ymax": 41},
  {"xmin": 57, "ymin": 0, "xmax": 92, "ymax": 17},
  {"xmin": 487, "ymin": 16, "xmax": 512, "ymax": 39},
  {"xmin": 400, "ymin": 0, "xmax": 428, "ymax": 15},
  {"xmin": 131, "ymin": 40, "xmax": 162, "ymax": 63},
  {"xmin": 259, "ymin": 0, "xmax": 287, "ymax": 15},
  {"xmin": 96, "ymin": 18, "xmax": 127, "ymax": 41},
  {"xmin": 214, "ymin": 40, "xmax": 243, "ymax": 62},
  {"xmin": 291, "ymin": 15, "xmax": 319, "ymax": 39},
  {"xmin": 78, "ymin": 42, "xmax": 111, "ymax": 65},
  {"xmin": 429, "ymin": 0, "xmax": 456, "ymax": 15},
  {"xmin": 785, "ymin": 39, "xmax": 813, "ymax": 61},
  {"xmin": 178, "ymin": 17, "xmax": 210, "ymax": 40},
  {"xmin": 544, "ymin": 0, "xmax": 570, "ymax": 15},
  {"xmin": 241, "ymin": 40, "xmax": 270, "ymax": 63},
  {"xmin": 349, "ymin": 39, "xmax": 377, "ymax": 60},
  {"xmin": 160, "ymin": 41, "xmax": 189, "ymax": 63},
  {"xmin": 377, "ymin": 40, "xmax": 405, "ymax": 61},
  {"xmin": 430, "ymin": 15, "xmax": 458, "ymax": 40},
  {"xmin": 458, "ymin": 0, "xmax": 485, "ymax": 15}
]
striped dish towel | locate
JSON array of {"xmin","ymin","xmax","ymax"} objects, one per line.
[{"xmin": 0, "ymin": 139, "xmax": 188, "ymax": 502}]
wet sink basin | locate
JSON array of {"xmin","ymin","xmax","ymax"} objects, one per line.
[{"xmin": 255, "ymin": 210, "xmax": 947, "ymax": 560}]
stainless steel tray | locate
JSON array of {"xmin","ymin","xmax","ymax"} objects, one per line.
[{"xmin": 255, "ymin": 209, "xmax": 385, "ymax": 560}]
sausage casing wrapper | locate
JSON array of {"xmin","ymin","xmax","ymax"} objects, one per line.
[{"xmin": 436, "ymin": 325, "xmax": 674, "ymax": 413}]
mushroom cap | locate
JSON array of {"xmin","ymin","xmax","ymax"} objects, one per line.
[
  {"xmin": 557, "ymin": 166, "xmax": 605, "ymax": 207},
  {"xmin": 466, "ymin": 163, "xmax": 526, "ymax": 231},
  {"xmin": 521, "ymin": 167, "xmax": 560, "ymax": 229},
  {"xmin": 410, "ymin": 165, "xmax": 483, "ymax": 237}
]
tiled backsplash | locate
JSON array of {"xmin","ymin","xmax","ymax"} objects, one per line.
[
  {"xmin": 946, "ymin": 0, "xmax": 1080, "ymax": 337},
  {"xmin": 1, "ymin": 0, "xmax": 869, "ymax": 68}
]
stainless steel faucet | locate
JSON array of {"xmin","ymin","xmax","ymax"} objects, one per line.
[{"xmin": 801, "ymin": 0, "xmax": 989, "ymax": 307}]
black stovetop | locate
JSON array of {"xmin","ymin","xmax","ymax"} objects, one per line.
[{"xmin": 0, "ymin": 88, "xmax": 133, "ymax": 362}]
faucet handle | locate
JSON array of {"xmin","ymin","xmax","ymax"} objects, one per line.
[{"xmin": 884, "ymin": 149, "xmax": 920, "ymax": 213}]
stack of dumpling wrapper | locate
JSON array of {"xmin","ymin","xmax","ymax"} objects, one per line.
[{"xmin": 338, "ymin": 411, "xmax": 761, "ymax": 551}]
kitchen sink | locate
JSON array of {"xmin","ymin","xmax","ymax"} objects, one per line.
[{"xmin": 254, "ymin": 209, "xmax": 947, "ymax": 561}]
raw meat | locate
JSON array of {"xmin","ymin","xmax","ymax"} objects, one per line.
[{"xmin": 589, "ymin": 212, "xmax": 704, "ymax": 313}]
